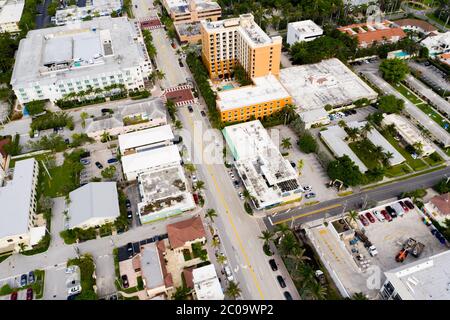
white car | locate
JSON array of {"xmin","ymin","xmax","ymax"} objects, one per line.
[
  {"xmin": 373, "ymin": 210, "xmax": 385, "ymax": 222},
  {"xmin": 368, "ymin": 245, "xmax": 378, "ymax": 257},
  {"xmin": 65, "ymin": 266, "xmax": 76, "ymax": 274},
  {"xmin": 224, "ymin": 266, "xmax": 234, "ymax": 281},
  {"xmin": 192, "ymin": 174, "xmax": 198, "ymax": 183},
  {"xmin": 68, "ymin": 285, "xmax": 82, "ymax": 296},
  {"xmin": 238, "ymin": 192, "xmax": 244, "ymax": 200}
]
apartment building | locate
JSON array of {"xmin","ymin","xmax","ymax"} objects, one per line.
[
  {"xmin": 11, "ymin": 17, "xmax": 152, "ymax": 105},
  {"xmin": 200, "ymin": 14, "xmax": 282, "ymax": 80},
  {"xmin": 216, "ymin": 74, "xmax": 292, "ymax": 122},
  {"xmin": 162, "ymin": 0, "xmax": 221, "ymax": 25},
  {"xmin": 338, "ymin": 20, "xmax": 406, "ymax": 48},
  {"xmin": 286, "ymin": 20, "xmax": 323, "ymax": 46},
  {"xmin": 0, "ymin": 0, "xmax": 24, "ymax": 33},
  {"xmin": 54, "ymin": 0, "xmax": 122, "ymax": 26},
  {"xmin": 0, "ymin": 158, "xmax": 45, "ymax": 254}
]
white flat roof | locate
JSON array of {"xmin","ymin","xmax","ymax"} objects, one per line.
[
  {"xmin": 0, "ymin": 158, "xmax": 36, "ymax": 239},
  {"xmin": 118, "ymin": 125, "xmax": 174, "ymax": 154},
  {"xmin": 299, "ymin": 108, "xmax": 329, "ymax": 123},
  {"xmin": 347, "ymin": 121, "xmax": 406, "ymax": 166},
  {"xmin": 0, "ymin": 0, "xmax": 24, "ymax": 24},
  {"xmin": 217, "ymin": 74, "xmax": 291, "ymax": 111},
  {"xmin": 384, "ymin": 250, "xmax": 450, "ymax": 300},
  {"xmin": 121, "ymin": 145, "xmax": 181, "ymax": 175},
  {"xmin": 193, "ymin": 264, "xmax": 224, "ymax": 300},
  {"xmin": 289, "ymin": 20, "xmax": 323, "ymax": 35},
  {"xmin": 279, "ymin": 58, "xmax": 378, "ymax": 111},
  {"xmin": 320, "ymin": 125, "xmax": 368, "ymax": 172}
]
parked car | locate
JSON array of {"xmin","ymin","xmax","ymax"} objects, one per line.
[
  {"xmin": 126, "ymin": 242, "xmax": 133, "ymax": 257},
  {"xmin": 269, "ymin": 259, "xmax": 278, "ymax": 271},
  {"xmin": 107, "ymin": 158, "xmax": 118, "ymax": 164},
  {"xmin": 125, "ymin": 199, "xmax": 131, "ymax": 208},
  {"xmin": 26, "ymin": 288, "xmax": 33, "ymax": 300},
  {"xmin": 315, "ymin": 270, "xmax": 326, "ymax": 285},
  {"xmin": 385, "ymin": 206, "xmax": 397, "ymax": 218},
  {"xmin": 127, "ymin": 211, "xmax": 133, "ymax": 219},
  {"xmin": 28, "ymin": 271, "xmax": 35, "ymax": 284},
  {"xmin": 121, "ymin": 275, "xmax": 129, "ymax": 288},
  {"xmin": 171, "ymin": 42, "xmax": 176, "ymax": 49},
  {"xmin": 233, "ymin": 180, "xmax": 239, "ymax": 188},
  {"xmin": 350, "ymin": 109, "xmax": 357, "ymax": 114},
  {"xmin": 68, "ymin": 285, "xmax": 82, "ymax": 296},
  {"xmin": 65, "ymin": 266, "xmax": 76, "ymax": 274},
  {"xmin": 238, "ymin": 192, "xmax": 244, "ymax": 200},
  {"xmin": 392, "ymin": 203, "xmax": 404, "ymax": 217},
  {"xmin": 381, "ymin": 210, "xmax": 392, "ymax": 222},
  {"xmin": 368, "ymin": 245, "xmax": 378, "ymax": 257},
  {"xmin": 303, "ymin": 185, "xmax": 312, "ymax": 192},
  {"xmin": 95, "ymin": 161, "xmax": 103, "ymax": 169},
  {"xmin": 201, "ymin": 110, "xmax": 206, "ymax": 117},
  {"xmin": 365, "ymin": 211, "xmax": 376, "ymax": 223},
  {"xmin": 10, "ymin": 292, "xmax": 17, "ymax": 300},
  {"xmin": 80, "ymin": 158, "xmax": 90, "ymax": 165},
  {"xmin": 404, "ymin": 200, "xmax": 415, "ymax": 210},
  {"xmin": 192, "ymin": 174, "xmax": 198, "ymax": 183},
  {"xmin": 399, "ymin": 201, "xmax": 409, "ymax": 212},
  {"xmin": 373, "ymin": 210, "xmax": 385, "ymax": 222},
  {"xmin": 20, "ymin": 274, "xmax": 27, "ymax": 287},
  {"xmin": 179, "ymin": 60, "xmax": 184, "ymax": 67},
  {"xmin": 187, "ymin": 105, "xmax": 193, "ymax": 113},
  {"xmin": 305, "ymin": 192, "xmax": 316, "ymax": 199},
  {"xmin": 224, "ymin": 266, "xmax": 234, "ymax": 281},
  {"xmin": 358, "ymin": 215, "xmax": 369, "ymax": 226},
  {"xmin": 277, "ymin": 275, "xmax": 286, "ymax": 288},
  {"xmin": 284, "ymin": 291, "xmax": 293, "ymax": 300}
]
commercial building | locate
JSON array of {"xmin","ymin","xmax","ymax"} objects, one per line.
[
  {"xmin": 162, "ymin": 0, "xmax": 221, "ymax": 25},
  {"xmin": 118, "ymin": 124, "xmax": 174, "ymax": 155},
  {"xmin": 11, "ymin": 17, "xmax": 152, "ymax": 105},
  {"xmin": 286, "ymin": 20, "xmax": 323, "ymax": 46},
  {"xmin": 67, "ymin": 182, "xmax": 120, "ymax": 229},
  {"xmin": 382, "ymin": 114, "xmax": 435, "ymax": 157},
  {"xmin": 200, "ymin": 14, "xmax": 282, "ymax": 80},
  {"xmin": 298, "ymin": 108, "xmax": 331, "ymax": 129},
  {"xmin": 423, "ymin": 193, "xmax": 450, "ymax": 227},
  {"xmin": 86, "ymin": 99, "xmax": 167, "ymax": 141},
  {"xmin": 393, "ymin": 19, "xmax": 437, "ymax": 35},
  {"xmin": 380, "ymin": 250, "xmax": 450, "ymax": 300},
  {"xmin": 223, "ymin": 120, "xmax": 302, "ymax": 210},
  {"xmin": 0, "ymin": 158, "xmax": 45, "ymax": 254},
  {"xmin": 216, "ymin": 74, "xmax": 292, "ymax": 122},
  {"xmin": 175, "ymin": 22, "xmax": 202, "ymax": 44},
  {"xmin": 320, "ymin": 125, "xmax": 368, "ymax": 173},
  {"xmin": 279, "ymin": 58, "xmax": 377, "ymax": 124},
  {"xmin": 347, "ymin": 121, "xmax": 406, "ymax": 166},
  {"xmin": 192, "ymin": 264, "xmax": 224, "ymax": 300},
  {"xmin": 0, "ymin": 0, "xmax": 24, "ymax": 33},
  {"xmin": 421, "ymin": 31, "xmax": 450, "ymax": 56},
  {"xmin": 167, "ymin": 216, "xmax": 206, "ymax": 250},
  {"xmin": 338, "ymin": 20, "xmax": 406, "ymax": 48},
  {"xmin": 54, "ymin": 0, "xmax": 122, "ymax": 26}
]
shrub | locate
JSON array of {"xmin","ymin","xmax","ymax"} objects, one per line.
[{"xmin": 298, "ymin": 133, "xmax": 318, "ymax": 154}]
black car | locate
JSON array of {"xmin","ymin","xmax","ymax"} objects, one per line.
[
  {"xmin": 269, "ymin": 259, "xmax": 278, "ymax": 271},
  {"xmin": 284, "ymin": 291, "xmax": 293, "ymax": 300},
  {"xmin": 101, "ymin": 108, "xmax": 113, "ymax": 114},
  {"xmin": 80, "ymin": 151, "xmax": 91, "ymax": 158},
  {"xmin": 95, "ymin": 161, "xmax": 103, "ymax": 169},
  {"xmin": 126, "ymin": 242, "xmax": 133, "ymax": 257},
  {"xmin": 28, "ymin": 271, "xmax": 35, "ymax": 284},
  {"xmin": 65, "ymin": 139, "xmax": 70, "ymax": 144},
  {"xmin": 277, "ymin": 276, "xmax": 286, "ymax": 288},
  {"xmin": 385, "ymin": 206, "xmax": 397, "ymax": 218},
  {"xmin": 121, "ymin": 275, "xmax": 129, "ymax": 288},
  {"xmin": 188, "ymin": 106, "xmax": 194, "ymax": 113},
  {"xmin": 350, "ymin": 109, "xmax": 357, "ymax": 114},
  {"xmin": 179, "ymin": 60, "xmax": 184, "ymax": 67},
  {"xmin": 404, "ymin": 200, "xmax": 415, "ymax": 210},
  {"xmin": 127, "ymin": 211, "xmax": 133, "ymax": 219},
  {"xmin": 201, "ymin": 110, "xmax": 206, "ymax": 117},
  {"xmin": 20, "ymin": 274, "xmax": 27, "ymax": 287},
  {"xmin": 125, "ymin": 199, "xmax": 131, "ymax": 208}
]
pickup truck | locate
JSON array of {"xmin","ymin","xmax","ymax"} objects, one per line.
[{"xmin": 368, "ymin": 245, "xmax": 378, "ymax": 257}]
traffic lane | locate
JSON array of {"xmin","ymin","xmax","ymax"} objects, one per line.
[{"xmin": 266, "ymin": 165, "xmax": 450, "ymax": 229}]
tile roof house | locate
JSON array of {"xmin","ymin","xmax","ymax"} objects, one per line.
[
  {"xmin": 424, "ymin": 193, "xmax": 450, "ymax": 227},
  {"xmin": 167, "ymin": 216, "xmax": 206, "ymax": 250},
  {"xmin": 393, "ymin": 19, "xmax": 437, "ymax": 34},
  {"xmin": 338, "ymin": 21, "xmax": 406, "ymax": 48}
]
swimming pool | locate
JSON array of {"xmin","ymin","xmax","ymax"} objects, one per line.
[
  {"xmin": 394, "ymin": 51, "xmax": 409, "ymax": 58},
  {"xmin": 222, "ymin": 84, "xmax": 234, "ymax": 90}
]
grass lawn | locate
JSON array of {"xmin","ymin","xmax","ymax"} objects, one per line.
[
  {"xmin": 423, "ymin": 153, "xmax": 445, "ymax": 166},
  {"xmin": 349, "ymin": 142, "xmax": 380, "ymax": 170},
  {"xmin": 9, "ymin": 152, "xmax": 53, "ymax": 169},
  {"xmin": 396, "ymin": 84, "xmax": 422, "ymax": 104},
  {"xmin": 385, "ymin": 163, "xmax": 413, "ymax": 178},
  {"xmin": 0, "ymin": 253, "xmax": 11, "ymax": 263},
  {"xmin": 182, "ymin": 249, "xmax": 192, "ymax": 261},
  {"xmin": 426, "ymin": 13, "xmax": 449, "ymax": 26}
]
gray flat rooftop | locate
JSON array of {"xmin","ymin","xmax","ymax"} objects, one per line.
[
  {"xmin": 280, "ymin": 58, "xmax": 378, "ymax": 111},
  {"xmin": 11, "ymin": 16, "xmax": 147, "ymax": 87},
  {"xmin": 140, "ymin": 243, "xmax": 165, "ymax": 289}
]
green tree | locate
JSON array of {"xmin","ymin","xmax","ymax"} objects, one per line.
[
  {"xmin": 278, "ymin": 232, "xmax": 301, "ymax": 257},
  {"xmin": 26, "ymin": 100, "xmax": 46, "ymax": 116},
  {"xmin": 174, "ymin": 120, "xmax": 183, "ymax": 129},
  {"xmin": 172, "ymin": 286, "xmax": 191, "ymax": 300},
  {"xmin": 352, "ymin": 292, "xmax": 368, "ymax": 300},
  {"xmin": 184, "ymin": 163, "xmax": 196, "ymax": 174},
  {"xmin": 347, "ymin": 210, "xmax": 359, "ymax": 226},
  {"xmin": 379, "ymin": 58, "xmax": 409, "ymax": 83},
  {"xmin": 281, "ymin": 137, "xmax": 292, "ymax": 150},
  {"xmin": 216, "ymin": 254, "xmax": 227, "ymax": 265},
  {"xmin": 274, "ymin": 223, "xmax": 291, "ymax": 237},
  {"xmin": 194, "ymin": 180, "xmax": 205, "ymax": 191},
  {"xmin": 80, "ymin": 112, "xmax": 89, "ymax": 129},
  {"xmin": 259, "ymin": 230, "xmax": 274, "ymax": 246},
  {"xmin": 297, "ymin": 133, "xmax": 318, "ymax": 153},
  {"xmin": 101, "ymin": 166, "xmax": 117, "ymax": 180},
  {"xmin": 327, "ymin": 155, "xmax": 364, "ymax": 186},
  {"xmin": 378, "ymin": 95, "xmax": 404, "ymax": 114},
  {"xmin": 165, "ymin": 99, "xmax": 177, "ymax": 120},
  {"xmin": 225, "ymin": 281, "xmax": 241, "ymax": 299},
  {"xmin": 205, "ymin": 208, "xmax": 218, "ymax": 222}
]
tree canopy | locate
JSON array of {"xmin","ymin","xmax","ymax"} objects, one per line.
[
  {"xmin": 327, "ymin": 155, "xmax": 364, "ymax": 186},
  {"xmin": 378, "ymin": 95, "xmax": 405, "ymax": 114},
  {"xmin": 379, "ymin": 58, "xmax": 409, "ymax": 83}
]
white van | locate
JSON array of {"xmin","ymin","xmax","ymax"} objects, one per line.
[{"xmin": 224, "ymin": 266, "xmax": 234, "ymax": 281}]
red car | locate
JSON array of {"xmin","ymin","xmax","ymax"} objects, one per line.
[
  {"xmin": 359, "ymin": 215, "xmax": 369, "ymax": 226},
  {"xmin": 399, "ymin": 201, "xmax": 409, "ymax": 212},
  {"xmin": 365, "ymin": 212, "xmax": 376, "ymax": 223},
  {"xmin": 10, "ymin": 292, "xmax": 17, "ymax": 300},
  {"xmin": 381, "ymin": 210, "xmax": 392, "ymax": 222},
  {"xmin": 26, "ymin": 288, "xmax": 33, "ymax": 300}
]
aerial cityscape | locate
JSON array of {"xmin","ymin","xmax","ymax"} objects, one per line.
[{"xmin": 0, "ymin": 0, "xmax": 449, "ymax": 303}]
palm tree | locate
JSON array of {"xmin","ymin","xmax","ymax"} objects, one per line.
[
  {"xmin": 242, "ymin": 189, "xmax": 251, "ymax": 200},
  {"xmin": 194, "ymin": 180, "xmax": 205, "ymax": 191},
  {"xmin": 211, "ymin": 237, "xmax": 220, "ymax": 248},
  {"xmin": 382, "ymin": 151, "xmax": 394, "ymax": 167},
  {"xmin": 373, "ymin": 145, "xmax": 385, "ymax": 162},
  {"xmin": 361, "ymin": 122, "xmax": 372, "ymax": 138},
  {"xmin": 281, "ymin": 137, "xmax": 292, "ymax": 150},
  {"xmin": 347, "ymin": 210, "xmax": 359, "ymax": 226},
  {"xmin": 101, "ymin": 131, "xmax": 111, "ymax": 142},
  {"xmin": 216, "ymin": 254, "xmax": 227, "ymax": 265},
  {"xmin": 80, "ymin": 112, "xmax": 89, "ymax": 128},
  {"xmin": 225, "ymin": 281, "xmax": 241, "ymax": 299},
  {"xmin": 413, "ymin": 142, "xmax": 424, "ymax": 156},
  {"xmin": 274, "ymin": 223, "xmax": 291, "ymax": 237},
  {"xmin": 18, "ymin": 243, "xmax": 26, "ymax": 253},
  {"xmin": 308, "ymin": 281, "xmax": 327, "ymax": 300},
  {"xmin": 205, "ymin": 208, "xmax": 218, "ymax": 222},
  {"xmin": 259, "ymin": 230, "xmax": 274, "ymax": 246},
  {"xmin": 184, "ymin": 163, "xmax": 196, "ymax": 174},
  {"xmin": 352, "ymin": 292, "xmax": 368, "ymax": 300},
  {"xmin": 286, "ymin": 247, "xmax": 311, "ymax": 266},
  {"xmin": 346, "ymin": 127, "xmax": 360, "ymax": 142},
  {"xmin": 174, "ymin": 120, "xmax": 183, "ymax": 130},
  {"xmin": 338, "ymin": 120, "xmax": 347, "ymax": 128},
  {"xmin": 278, "ymin": 232, "xmax": 301, "ymax": 257}
]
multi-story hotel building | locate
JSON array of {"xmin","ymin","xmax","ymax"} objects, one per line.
[
  {"xmin": 0, "ymin": 0, "xmax": 24, "ymax": 33},
  {"xmin": 162, "ymin": 0, "xmax": 221, "ymax": 25},
  {"xmin": 200, "ymin": 13, "xmax": 282, "ymax": 80},
  {"xmin": 10, "ymin": 17, "xmax": 152, "ymax": 105}
]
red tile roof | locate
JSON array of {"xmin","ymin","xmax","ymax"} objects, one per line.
[
  {"xmin": 430, "ymin": 193, "xmax": 450, "ymax": 216},
  {"xmin": 338, "ymin": 21, "xmax": 406, "ymax": 47},
  {"xmin": 183, "ymin": 267, "xmax": 194, "ymax": 289},
  {"xmin": 167, "ymin": 216, "xmax": 206, "ymax": 249},
  {"xmin": 156, "ymin": 241, "xmax": 173, "ymax": 288},
  {"xmin": 394, "ymin": 19, "xmax": 437, "ymax": 33}
]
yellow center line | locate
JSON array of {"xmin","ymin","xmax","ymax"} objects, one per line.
[
  {"xmin": 273, "ymin": 203, "xmax": 342, "ymax": 225},
  {"xmin": 185, "ymin": 112, "xmax": 265, "ymax": 300}
]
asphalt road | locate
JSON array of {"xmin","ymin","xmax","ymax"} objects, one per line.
[{"xmin": 265, "ymin": 165, "xmax": 450, "ymax": 229}]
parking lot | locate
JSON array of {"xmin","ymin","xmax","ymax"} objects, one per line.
[
  {"xmin": 409, "ymin": 61, "xmax": 450, "ymax": 93},
  {"xmin": 79, "ymin": 146, "xmax": 121, "ymax": 185},
  {"xmin": 43, "ymin": 265, "xmax": 81, "ymax": 300}
]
